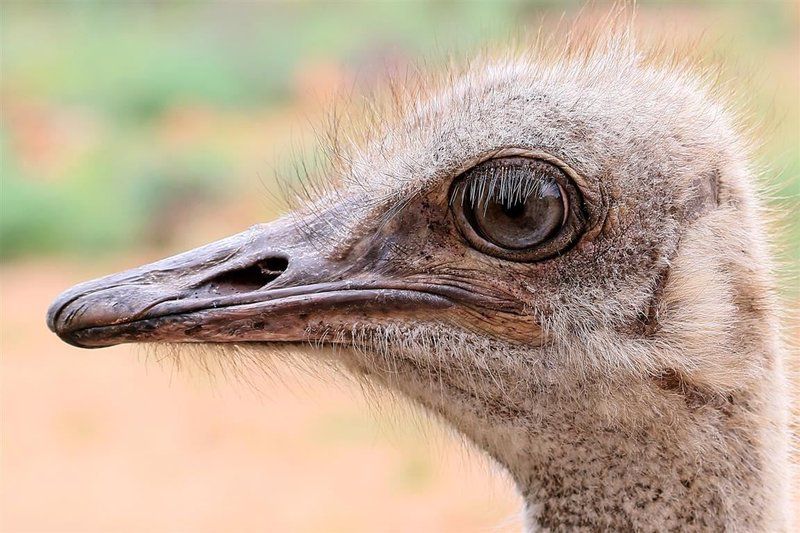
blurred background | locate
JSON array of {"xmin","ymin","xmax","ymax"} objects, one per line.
[{"xmin": 1, "ymin": 2, "xmax": 797, "ymax": 532}]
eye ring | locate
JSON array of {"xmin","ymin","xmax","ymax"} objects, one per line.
[{"xmin": 449, "ymin": 154, "xmax": 587, "ymax": 262}]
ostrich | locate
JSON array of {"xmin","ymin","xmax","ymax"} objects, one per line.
[{"xmin": 46, "ymin": 32, "xmax": 793, "ymax": 531}]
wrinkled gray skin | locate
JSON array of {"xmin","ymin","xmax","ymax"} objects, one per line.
[{"xmin": 48, "ymin": 40, "xmax": 792, "ymax": 531}]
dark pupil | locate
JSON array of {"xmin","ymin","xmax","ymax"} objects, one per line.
[{"xmin": 502, "ymin": 200, "xmax": 526, "ymax": 218}]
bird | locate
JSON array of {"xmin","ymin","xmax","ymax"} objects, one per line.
[{"xmin": 46, "ymin": 27, "xmax": 794, "ymax": 531}]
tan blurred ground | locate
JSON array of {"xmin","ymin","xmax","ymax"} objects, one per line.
[{"xmin": 1, "ymin": 260, "xmax": 521, "ymax": 532}]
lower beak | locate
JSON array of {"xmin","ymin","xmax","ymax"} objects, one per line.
[{"xmin": 46, "ymin": 218, "xmax": 452, "ymax": 349}]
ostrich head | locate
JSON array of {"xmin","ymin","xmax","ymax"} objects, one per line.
[{"xmin": 47, "ymin": 34, "xmax": 792, "ymax": 530}]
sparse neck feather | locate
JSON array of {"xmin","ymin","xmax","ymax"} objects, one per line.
[{"xmin": 385, "ymin": 341, "xmax": 791, "ymax": 532}]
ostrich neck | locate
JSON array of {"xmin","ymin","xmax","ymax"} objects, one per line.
[
  {"xmin": 373, "ymin": 347, "xmax": 792, "ymax": 531},
  {"xmin": 508, "ymin": 380, "xmax": 790, "ymax": 532}
]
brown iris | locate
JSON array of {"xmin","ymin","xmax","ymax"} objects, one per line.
[{"xmin": 472, "ymin": 176, "xmax": 565, "ymax": 249}]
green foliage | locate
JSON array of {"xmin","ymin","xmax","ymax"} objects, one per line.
[{"xmin": 1, "ymin": 1, "xmax": 797, "ymax": 268}]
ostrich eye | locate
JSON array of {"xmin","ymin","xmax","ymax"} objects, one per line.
[{"xmin": 451, "ymin": 156, "xmax": 585, "ymax": 262}]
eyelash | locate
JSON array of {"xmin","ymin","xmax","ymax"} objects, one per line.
[{"xmin": 451, "ymin": 163, "xmax": 559, "ymax": 212}]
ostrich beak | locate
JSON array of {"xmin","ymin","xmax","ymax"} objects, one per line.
[{"xmin": 46, "ymin": 218, "xmax": 453, "ymax": 349}]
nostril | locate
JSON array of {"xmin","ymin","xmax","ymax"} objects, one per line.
[
  {"xmin": 262, "ymin": 256, "xmax": 288, "ymax": 274},
  {"xmin": 201, "ymin": 256, "xmax": 289, "ymax": 296}
]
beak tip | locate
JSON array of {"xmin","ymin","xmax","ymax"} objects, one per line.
[
  {"xmin": 46, "ymin": 286, "xmax": 117, "ymax": 348},
  {"xmin": 46, "ymin": 290, "xmax": 70, "ymax": 334},
  {"xmin": 45, "ymin": 297, "xmax": 113, "ymax": 349},
  {"xmin": 46, "ymin": 290, "xmax": 82, "ymax": 346}
]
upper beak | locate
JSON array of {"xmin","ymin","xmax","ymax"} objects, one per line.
[{"xmin": 46, "ymin": 217, "xmax": 453, "ymax": 349}]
